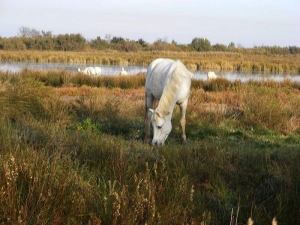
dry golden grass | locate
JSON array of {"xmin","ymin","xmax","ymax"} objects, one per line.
[
  {"xmin": 1, "ymin": 70, "xmax": 300, "ymax": 224},
  {"xmin": 1, "ymin": 50, "xmax": 300, "ymax": 73}
]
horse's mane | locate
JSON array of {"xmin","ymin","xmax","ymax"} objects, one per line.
[{"xmin": 157, "ymin": 60, "xmax": 186, "ymax": 115}]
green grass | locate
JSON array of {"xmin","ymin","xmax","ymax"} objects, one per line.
[{"xmin": 0, "ymin": 70, "xmax": 299, "ymax": 224}]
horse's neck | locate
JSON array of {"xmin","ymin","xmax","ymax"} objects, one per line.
[
  {"xmin": 157, "ymin": 91, "xmax": 177, "ymax": 115},
  {"xmin": 157, "ymin": 70, "xmax": 183, "ymax": 116}
]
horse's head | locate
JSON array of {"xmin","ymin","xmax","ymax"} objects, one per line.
[{"xmin": 149, "ymin": 108, "xmax": 172, "ymax": 146}]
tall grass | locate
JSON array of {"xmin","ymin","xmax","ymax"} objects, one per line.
[
  {"xmin": 0, "ymin": 70, "xmax": 300, "ymax": 224},
  {"xmin": 1, "ymin": 50, "xmax": 300, "ymax": 74}
]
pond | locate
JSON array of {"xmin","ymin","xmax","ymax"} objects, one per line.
[
  {"xmin": 0, "ymin": 62, "xmax": 148, "ymax": 76},
  {"xmin": 0, "ymin": 62, "xmax": 299, "ymax": 82}
]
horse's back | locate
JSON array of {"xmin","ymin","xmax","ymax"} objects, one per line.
[
  {"xmin": 146, "ymin": 58, "xmax": 174, "ymax": 98},
  {"xmin": 146, "ymin": 58, "xmax": 191, "ymax": 100},
  {"xmin": 146, "ymin": 58, "xmax": 172, "ymax": 76}
]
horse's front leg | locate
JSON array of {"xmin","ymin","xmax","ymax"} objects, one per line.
[
  {"xmin": 179, "ymin": 99, "xmax": 188, "ymax": 144},
  {"xmin": 144, "ymin": 110, "xmax": 153, "ymax": 144},
  {"xmin": 144, "ymin": 93, "xmax": 154, "ymax": 144}
]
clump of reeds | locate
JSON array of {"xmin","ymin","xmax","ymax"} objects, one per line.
[{"xmin": 1, "ymin": 50, "xmax": 299, "ymax": 74}]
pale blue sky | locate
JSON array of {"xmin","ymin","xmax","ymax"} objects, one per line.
[{"xmin": 0, "ymin": 0, "xmax": 299, "ymax": 47}]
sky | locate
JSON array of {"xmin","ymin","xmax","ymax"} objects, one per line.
[{"xmin": 0, "ymin": 0, "xmax": 299, "ymax": 47}]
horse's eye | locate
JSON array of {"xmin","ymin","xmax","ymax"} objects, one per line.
[{"xmin": 157, "ymin": 126, "xmax": 162, "ymax": 129}]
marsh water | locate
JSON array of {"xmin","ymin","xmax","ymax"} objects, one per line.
[{"xmin": 0, "ymin": 62, "xmax": 299, "ymax": 82}]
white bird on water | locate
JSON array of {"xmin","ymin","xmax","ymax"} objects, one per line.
[
  {"xmin": 78, "ymin": 67, "xmax": 96, "ymax": 75},
  {"xmin": 78, "ymin": 67, "xmax": 101, "ymax": 76},
  {"xmin": 120, "ymin": 67, "xmax": 128, "ymax": 76},
  {"xmin": 207, "ymin": 71, "xmax": 217, "ymax": 80},
  {"xmin": 94, "ymin": 67, "xmax": 101, "ymax": 76}
]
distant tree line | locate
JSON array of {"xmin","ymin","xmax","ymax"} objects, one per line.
[{"xmin": 0, "ymin": 26, "xmax": 299, "ymax": 55}]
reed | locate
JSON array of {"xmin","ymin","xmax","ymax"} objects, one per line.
[
  {"xmin": 0, "ymin": 70, "xmax": 299, "ymax": 224},
  {"xmin": 1, "ymin": 50, "xmax": 300, "ymax": 74}
]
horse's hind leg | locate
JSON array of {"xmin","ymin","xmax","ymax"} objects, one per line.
[{"xmin": 179, "ymin": 99, "xmax": 188, "ymax": 144}]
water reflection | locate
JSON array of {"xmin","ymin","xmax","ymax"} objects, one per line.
[
  {"xmin": 192, "ymin": 71, "xmax": 300, "ymax": 82},
  {"xmin": 0, "ymin": 62, "xmax": 299, "ymax": 82},
  {"xmin": 0, "ymin": 62, "xmax": 147, "ymax": 76}
]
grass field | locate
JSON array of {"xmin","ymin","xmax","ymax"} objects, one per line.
[{"xmin": 0, "ymin": 69, "xmax": 300, "ymax": 224}]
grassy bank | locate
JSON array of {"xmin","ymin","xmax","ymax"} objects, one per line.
[
  {"xmin": 0, "ymin": 70, "xmax": 300, "ymax": 224},
  {"xmin": 1, "ymin": 50, "xmax": 300, "ymax": 74}
]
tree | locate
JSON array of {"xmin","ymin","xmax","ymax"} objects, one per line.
[
  {"xmin": 110, "ymin": 36, "xmax": 125, "ymax": 44},
  {"xmin": 18, "ymin": 26, "xmax": 32, "ymax": 37},
  {"xmin": 90, "ymin": 36, "xmax": 110, "ymax": 50},
  {"xmin": 0, "ymin": 37, "xmax": 26, "ymax": 50},
  {"xmin": 18, "ymin": 26, "xmax": 41, "ymax": 38},
  {"xmin": 136, "ymin": 38, "xmax": 147, "ymax": 47},
  {"xmin": 105, "ymin": 34, "xmax": 112, "ymax": 43},
  {"xmin": 152, "ymin": 38, "xmax": 169, "ymax": 51},
  {"xmin": 41, "ymin": 30, "xmax": 53, "ymax": 38},
  {"xmin": 117, "ymin": 40, "xmax": 142, "ymax": 52},
  {"xmin": 55, "ymin": 34, "xmax": 86, "ymax": 51},
  {"xmin": 190, "ymin": 37, "xmax": 211, "ymax": 51},
  {"xmin": 289, "ymin": 46, "xmax": 300, "ymax": 54},
  {"xmin": 171, "ymin": 39, "xmax": 178, "ymax": 45},
  {"xmin": 228, "ymin": 42, "xmax": 235, "ymax": 49},
  {"xmin": 30, "ymin": 28, "xmax": 41, "ymax": 38},
  {"xmin": 212, "ymin": 43, "xmax": 227, "ymax": 51}
]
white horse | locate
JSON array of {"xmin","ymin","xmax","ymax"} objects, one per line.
[
  {"xmin": 119, "ymin": 67, "xmax": 128, "ymax": 76},
  {"xmin": 145, "ymin": 58, "xmax": 192, "ymax": 145},
  {"xmin": 78, "ymin": 67, "xmax": 96, "ymax": 75},
  {"xmin": 207, "ymin": 71, "xmax": 217, "ymax": 80}
]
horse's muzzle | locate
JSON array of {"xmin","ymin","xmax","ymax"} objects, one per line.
[{"xmin": 152, "ymin": 140, "xmax": 164, "ymax": 146}]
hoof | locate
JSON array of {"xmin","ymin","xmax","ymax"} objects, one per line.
[
  {"xmin": 144, "ymin": 138, "xmax": 151, "ymax": 145},
  {"xmin": 182, "ymin": 139, "xmax": 188, "ymax": 145}
]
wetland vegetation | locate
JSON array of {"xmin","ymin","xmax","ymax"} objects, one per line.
[
  {"xmin": 1, "ymin": 26, "xmax": 300, "ymax": 74},
  {"xmin": 0, "ymin": 27, "xmax": 300, "ymax": 224},
  {"xmin": 0, "ymin": 69, "xmax": 300, "ymax": 224}
]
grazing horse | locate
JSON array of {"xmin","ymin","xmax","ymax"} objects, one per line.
[
  {"xmin": 78, "ymin": 67, "xmax": 96, "ymax": 75},
  {"xmin": 120, "ymin": 67, "xmax": 128, "ymax": 76},
  {"xmin": 145, "ymin": 58, "xmax": 192, "ymax": 145},
  {"xmin": 207, "ymin": 71, "xmax": 217, "ymax": 80}
]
